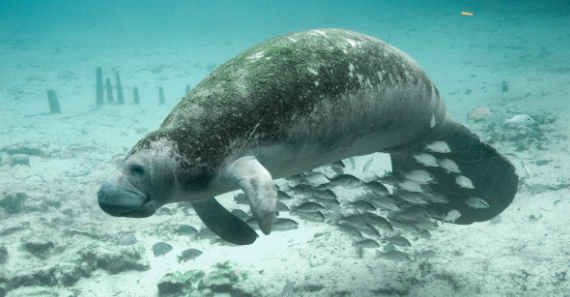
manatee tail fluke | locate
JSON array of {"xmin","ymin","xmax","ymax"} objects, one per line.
[{"xmin": 389, "ymin": 117, "xmax": 518, "ymax": 224}]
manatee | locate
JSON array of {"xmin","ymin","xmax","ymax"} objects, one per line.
[{"xmin": 98, "ymin": 29, "xmax": 517, "ymax": 245}]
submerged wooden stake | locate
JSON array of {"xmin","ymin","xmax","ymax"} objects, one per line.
[
  {"xmin": 116, "ymin": 72, "xmax": 124, "ymax": 104},
  {"xmin": 159, "ymin": 87, "xmax": 165, "ymax": 105},
  {"xmin": 96, "ymin": 67, "xmax": 104, "ymax": 106},
  {"xmin": 133, "ymin": 87, "xmax": 140, "ymax": 104},
  {"xmin": 47, "ymin": 89, "xmax": 61, "ymax": 114},
  {"xmin": 106, "ymin": 78, "xmax": 114, "ymax": 103}
]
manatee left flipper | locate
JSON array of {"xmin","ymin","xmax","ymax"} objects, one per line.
[
  {"xmin": 226, "ymin": 156, "xmax": 277, "ymax": 235},
  {"xmin": 191, "ymin": 197, "xmax": 258, "ymax": 245}
]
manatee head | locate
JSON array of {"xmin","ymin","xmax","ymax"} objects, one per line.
[{"xmin": 98, "ymin": 134, "xmax": 179, "ymax": 218}]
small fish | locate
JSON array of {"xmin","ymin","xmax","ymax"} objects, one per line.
[
  {"xmin": 0, "ymin": 226, "xmax": 26, "ymax": 236},
  {"xmin": 198, "ymin": 227, "xmax": 217, "ymax": 239},
  {"xmin": 312, "ymin": 196, "xmax": 340, "ymax": 207},
  {"xmin": 312, "ymin": 189, "xmax": 337, "ymax": 200},
  {"xmin": 347, "ymin": 157, "xmax": 356, "ymax": 170},
  {"xmin": 396, "ymin": 191, "xmax": 429, "ymax": 205},
  {"xmin": 276, "ymin": 200, "xmax": 290, "ymax": 212},
  {"xmin": 375, "ymin": 172, "xmax": 398, "ymax": 186},
  {"xmin": 424, "ymin": 192, "xmax": 449, "ymax": 204},
  {"xmin": 327, "ymin": 174, "xmax": 362, "ymax": 187},
  {"xmin": 368, "ymin": 196, "xmax": 401, "ymax": 211},
  {"xmin": 390, "ymin": 219, "xmax": 420, "ymax": 233},
  {"xmin": 353, "ymin": 238, "xmax": 380, "ymax": 248},
  {"xmin": 337, "ymin": 223, "xmax": 363, "ymax": 240},
  {"xmin": 412, "ymin": 153, "xmax": 439, "ymax": 167},
  {"xmin": 175, "ymin": 224, "xmax": 199, "ymax": 236},
  {"xmin": 245, "ymin": 217, "xmax": 260, "ymax": 230},
  {"xmin": 414, "ymin": 250, "xmax": 436, "ymax": 260},
  {"xmin": 363, "ymin": 181, "xmax": 389, "ymax": 196},
  {"xmin": 291, "ymin": 202, "xmax": 325, "ymax": 213},
  {"xmin": 505, "ymin": 114, "xmax": 535, "ymax": 126},
  {"xmin": 383, "ymin": 243, "xmax": 396, "ymax": 252},
  {"xmin": 338, "ymin": 213, "xmax": 368, "ymax": 228},
  {"xmin": 465, "ymin": 197, "xmax": 489, "ymax": 209},
  {"xmin": 366, "ymin": 213, "xmax": 393, "ymax": 232},
  {"xmin": 395, "ymin": 207, "xmax": 431, "ymax": 222},
  {"xmin": 420, "ymin": 184, "xmax": 435, "ymax": 197},
  {"xmin": 424, "ymin": 141, "xmax": 452, "ymax": 153},
  {"xmin": 430, "ymin": 113, "xmax": 437, "ymax": 128},
  {"xmin": 286, "ymin": 174, "xmax": 304, "ymax": 183},
  {"xmin": 330, "ymin": 160, "xmax": 346, "ymax": 175},
  {"xmin": 438, "ymin": 158, "xmax": 460, "ymax": 174},
  {"xmin": 489, "ymin": 214, "xmax": 502, "ymax": 225},
  {"xmin": 288, "ymin": 184, "xmax": 314, "ymax": 195},
  {"xmin": 302, "ymin": 171, "xmax": 329, "ymax": 186},
  {"xmin": 152, "ymin": 242, "xmax": 173, "ymax": 257},
  {"xmin": 363, "ymin": 157, "xmax": 374, "ymax": 173},
  {"xmin": 117, "ymin": 233, "xmax": 137, "ymax": 246},
  {"xmin": 381, "ymin": 235, "xmax": 412, "ymax": 247},
  {"xmin": 375, "ymin": 250, "xmax": 412, "ymax": 262},
  {"xmin": 273, "ymin": 218, "xmax": 299, "ymax": 231},
  {"xmin": 178, "ymin": 248, "xmax": 203, "ymax": 263},
  {"xmin": 467, "ymin": 106, "xmax": 492, "ymax": 122},
  {"xmin": 230, "ymin": 209, "xmax": 249, "ymax": 221},
  {"xmin": 403, "ymin": 170, "xmax": 438, "ymax": 184},
  {"xmin": 277, "ymin": 190, "xmax": 292, "ymax": 200},
  {"xmin": 349, "ymin": 200, "xmax": 376, "ymax": 212},
  {"xmin": 359, "ymin": 223, "xmax": 381, "ymax": 237},
  {"xmin": 444, "ymin": 209, "xmax": 461, "ymax": 223},
  {"xmin": 296, "ymin": 211, "xmax": 325, "ymax": 222},
  {"xmin": 418, "ymin": 229, "xmax": 432, "ymax": 239},
  {"xmin": 455, "ymin": 175, "xmax": 475, "ymax": 189},
  {"xmin": 396, "ymin": 180, "xmax": 424, "ymax": 193},
  {"xmin": 234, "ymin": 193, "xmax": 248, "ymax": 205}
]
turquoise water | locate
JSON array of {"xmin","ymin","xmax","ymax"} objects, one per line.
[{"xmin": 1, "ymin": 1, "xmax": 569, "ymax": 296}]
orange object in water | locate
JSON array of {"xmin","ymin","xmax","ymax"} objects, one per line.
[{"xmin": 461, "ymin": 12, "xmax": 474, "ymax": 16}]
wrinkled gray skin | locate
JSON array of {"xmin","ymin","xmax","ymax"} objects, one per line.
[{"xmin": 98, "ymin": 29, "xmax": 516, "ymax": 244}]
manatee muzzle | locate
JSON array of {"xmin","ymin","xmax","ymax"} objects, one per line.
[{"xmin": 98, "ymin": 179, "xmax": 151, "ymax": 218}]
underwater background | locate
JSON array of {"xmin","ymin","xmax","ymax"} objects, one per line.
[{"xmin": 1, "ymin": 0, "xmax": 569, "ymax": 296}]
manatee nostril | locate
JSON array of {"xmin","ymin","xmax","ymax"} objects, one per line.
[{"xmin": 129, "ymin": 164, "xmax": 145, "ymax": 177}]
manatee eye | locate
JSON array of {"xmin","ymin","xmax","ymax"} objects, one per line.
[{"xmin": 129, "ymin": 164, "xmax": 145, "ymax": 177}]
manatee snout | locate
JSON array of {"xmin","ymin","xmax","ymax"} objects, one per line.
[{"xmin": 98, "ymin": 178, "xmax": 150, "ymax": 217}]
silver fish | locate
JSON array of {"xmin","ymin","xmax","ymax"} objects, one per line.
[
  {"xmin": 277, "ymin": 190, "xmax": 292, "ymax": 200},
  {"xmin": 424, "ymin": 141, "xmax": 452, "ymax": 153},
  {"xmin": 349, "ymin": 200, "xmax": 376, "ymax": 212},
  {"xmin": 390, "ymin": 219, "xmax": 420, "ymax": 233},
  {"xmin": 178, "ymin": 248, "xmax": 203, "ymax": 263},
  {"xmin": 368, "ymin": 196, "xmax": 401, "ymax": 211},
  {"xmin": 455, "ymin": 175, "xmax": 475, "ymax": 189},
  {"xmin": 467, "ymin": 106, "xmax": 492, "ymax": 122},
  {"xmin": 337, "ymin": 223, "xmax": 363, "ymax": 240},
  {"xmin": 312, "ymin": 189, "xmax": 337, "ymax": 200},
  {"xmin": 395, "ymin": 207, "xmax": 431, "ymax": 222},
  {"xmin": 396, "ymin": 180, "xmax": 424, "ymax": 193},
  {"xmin": 375, "ymin": 173, "xmax": 398, "ymax": 186},
  {"xmin": 152, "ymin": 242, "xmax": 173, "ymax": 257},
  {"xmin": 412, "ymin": 153, "xmax": 439, "ymax": 167},
  {"xmin": 347, "ymin": 157, "xmax": 356, "ymax": 170},
  {"xmin": 291, "ymin": 202, "xmax": 325, "ymax": 213},
  {"xmin": 358, "ymin": 223, "xmax": 381, "ymax": 237},
  {"xmin": 338, "ymin": 213, "xmax": 368, "ymax": 228},
  {"xmin": 381, "ymin": 235, "xmax": 412, "ymax": 247},
  {"xmin": 353, "ymin": 238, "xmax": 380, "ymax": 248},
  {"xmin": 302, "ymin": 171, "xmax": 329, "ymax": 186},
  {"xmin": 328, "ymin": 174, "xmax": 362, "ymax": 187},
  {"xmin": 234, "ymin": 192, "xmax": 248, "ymax": 205},
  {"xmin": 396, "ymin": 191, "xmax": 429, "ymax": 205},
  {"xmin": 383, "ymin": 243, "xmax": 396, "ymax": 252},
  {"xmin": 444, "ymin": 210, "xmax": 461, "ymax": 222},
  {"xmin": 296, "ymin": 211, "xmax": 325, "ymax": 222},
  {"xmin": 505, "ymin": 114, "xmax": 535, "ymax": 126},
  {"xmin": 418, "ymin": 229, "xmax": 432, "ymax": 239},
  {"xmin": 403, "ymin": 170, "xmax": 438, "ymax": 184},
  {"xmin": 414, "ymin": 249, "xmax": 436, "ymax": 260},
  {"xmin": 273, "ymin": 219, "xmax": 299, "ymax": 231},
  {"xmin": 438, "ymin": 158, "xmax": 460, "ymax": 174},
  {"xmin": 366, "ymin": 213, "xmax": 393, "ymax": 232},
  {"xmin": 430, "ymin": 113, "xmax": 437, "ymax": 128},
  {"xmin": 276, "ymin": 200, "xmax": 290, "ymax": 212},
  {"xmin": 330, "ymin": 160, "xmax": 345, "ymax": 175},
  {"xmin": 465, "ymin": 197, "xmax": 489, "ymax": 209},
  {"xmin": 424, "ymin": 192, "xmax": 449, "ymax": 204},
  {"xmin": 175, "ymin": 224, "xmax": 199, "ymax": 236},
  {"xmin": 363, "ymin": 181, "xmax": 389, "ymax": 196},
  {"xmin": 117, "ymin": 233, "xmax": 137, "ymax": 246},
  {"xmin": 375, "ymin": 250, "xmax": 412, "ymax": 262}
]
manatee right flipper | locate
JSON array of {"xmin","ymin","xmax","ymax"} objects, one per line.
[
  {"xmin": 390, "ymin": 115, "xmax": 518, "ymax": 224},
  {"xmin": 191, "ymin": 197, "xmax": 258, "ymax": 245}
]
